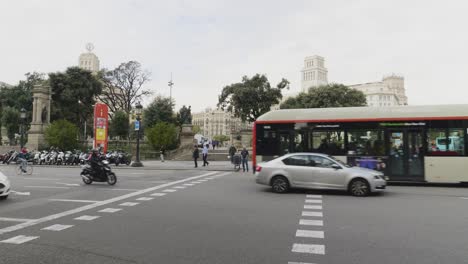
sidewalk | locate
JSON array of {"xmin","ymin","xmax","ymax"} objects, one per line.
[{"xmin": 121, "ymin": 160, "xmax": 239, "ymax": 171}]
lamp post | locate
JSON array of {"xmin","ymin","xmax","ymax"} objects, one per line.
[
  {"xmin": 131, "ymin": 102, "xmax": 144, "ymax": 167},
  {"xmin": 20, "ymin": 108, "xmax": 27, "ymax": 149}
]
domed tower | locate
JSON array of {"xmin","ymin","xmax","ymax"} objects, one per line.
[
  {"xmin": 78, "ymin": 43, "xmax": 100, "ymax": 73},
  {"xmin": 383, "ymin": 74, "xmax": 407, "ymax": 105}
]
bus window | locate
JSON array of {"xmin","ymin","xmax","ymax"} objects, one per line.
[
  {"xmin": 427, "ymin": 128, "xmax": 465, "ymax": 155},
  {"xmin": 346, "ymin": 130, "xmax": 384, "ymax": 156},
  {"xmin": 312, "ymin": 131, "xmax": 345, "ymax": 155}
]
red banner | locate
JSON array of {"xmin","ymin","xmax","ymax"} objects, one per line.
[{"xmin": 94, "ymin": 103, "xmax": 109, "ymax": 153}]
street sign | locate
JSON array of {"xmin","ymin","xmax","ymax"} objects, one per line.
[{"xmin": 135, "ymin": 121, "xmax": 140, "ymax": 131}]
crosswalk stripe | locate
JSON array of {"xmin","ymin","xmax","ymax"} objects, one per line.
[
  {"xmin": 305, "ymin": 199, "xmax": 322, "ymax": 204},
  {"xmin": 304, "ymin": 205, "xmax": 322, "ymax": 210},
  {"xmin": 299, "ymin": 219, "xmax": 323, "ymax": 226},
  {"xmin": 292, "ymin": 243, "xmax": 325, "ymax": 254},
  {"xmin": 41, "ymin": 224, "xmax": 73, "ymax": 231},
  {"xmin": 302, "ymin": 211, "xmax": 323, "ymax": 217},
  {"xmin": 0, "ymin": 235, "xmax": 39, "ymax": 244},
  {"xmin": 295, "ymin": 230, "xmax": 324, "ymax": 238}
]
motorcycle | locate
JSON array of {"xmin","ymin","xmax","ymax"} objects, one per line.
[
  {"xmin": 39, "ymin": 151, "xmax": 48, "ymax": 165},
  {"xmin": 116, "ymin": 151, "xmax": 131, "ymax": 166},
  {"xmin": 80, "ymin": 160, "xmax": 117, "ymax": 185},
  {"xmin": 33, "ymin": 151, "xmax": 41, "ymax": 165},
  {"xmin": 56, "ymin": 151, "xmax": 65, "ymax": 165}
]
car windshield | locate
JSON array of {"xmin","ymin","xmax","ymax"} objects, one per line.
[{"xmin": 327, "ymin": 155, "xmax": 351, "ymax": 168}]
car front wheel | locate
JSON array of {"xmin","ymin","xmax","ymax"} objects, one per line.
[
  {"xmin": 271, "ymin": 176, "xmax": 289, "ymax": 193},
  {"xmin": 349, "ymin": 179, "xmax": 370, "ymax": 197}
]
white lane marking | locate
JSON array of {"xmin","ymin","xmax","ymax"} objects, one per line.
[
  {"xmin": 205, "ymin": 177, "xmax": 215, "ymax": 180},
  {"xmin": 183, "ymin": 184, "xmax": 194, "ymax": 186},
  {"xmin": 41, "ymin": 224, "xmax": 73, "ymax": 231},
  {"xmin": 291, "ymin": 243, "xmax": 325, "ymax": 254},
  {"xmin": 304, "ymin": 205, "xmax": 322, "ymax": 210},
  {"xmin": 107, "ymin": 188, "xmax": 141, "ymax": 191},
  {"xmin": 49, "ymin": 199, "xmax": 99, "ymax": 203},
  {"xmin": 0, "ymin": 217, "xmax": 35, "ymax": 222},
  {"xmin": 119, "ymin": 202, "xmax": 139, "ymax": 206},
  {"xmin": 305, "ymin": 199, "xmax": 322, "ymax": 204},
  {"xmin": 99, "ymin": 208, "xmax": 122, "ymax": 213},
  {"xmin": 56, "ymin": 182, "xmax": 80, "ymax": 187},
  {"xmin": 13, "ymin": 177, "xmax": 55, "ymax": 181},
  {"xmin": 0, "ymin": 171, "xmax": 219, "ymax": 235},
  {"xmin": 150, "ymin": 193, "xmax": 167, "ymax": 196},
  {"xmin": 296, "ymin": 230, "xmax": 324, "ymax": 239},
  {"xmin": 459, "ymin": 197, "xmax": 468, "ymax": 199},
  {"xmin": 306, "ymin": 195, "xmax": 322, "ymax": 199},
  {"xmin": 162, "ymin": 189, "xmax": 177, "ymax": 192},
  {"xmin": 173, "ymin": 186, "xmax": 186, "ymax": 189},
  {"xmin": 131, "ymin": 173, "xmax": 145, "ymax": 175},
  {"xmin": 0, "ymin": 235, "xmax": 39, "ymax": 244},
  {"xmin": 24, "ymin": 186, "xmax": 70, "ymax": 189},
  {"xmin": 302, "ymin": 211, "xmax": 323, "ymax": 217},
  {"xmin": 198, "ymin": 179, "xmax": 208, "ymax": 182},
  {"xmin": 74, "ymin": 215, "xmax": 100, "ymax": 221},
  {"xmin": 191, "ymin": 182, "xmax": 202, "ymax": 184},
  {"xmin": 136, "ymin": 197, "xmax": 154, "ymax": 201},
  {"xmin": 10, "ymin": 191, "xmax": 31, "ymax": 196},
  {"xmin": 288, "ymin": 262, "xmax": 316, "ymax": 264},
  {"xmin": 299, "ymin": 219, "xmax": 324, "ymax": 226}
]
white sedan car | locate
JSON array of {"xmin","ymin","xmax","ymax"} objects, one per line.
[
  {"xmin": 0, "ymin": 171, "xmax": 11, "ymax": 200},
  {"xmin": 255, "ymin": 153, "xmax": 386, "ymax": 196}
]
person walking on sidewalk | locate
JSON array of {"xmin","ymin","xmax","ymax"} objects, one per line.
[
  {"xmin": 160, "ymin": 146, "xmax": 165, "ymax": 162},
  {"xmin": 241, "ymin": 147, "xmax": 249, "ymax": 172},
  {"xmin": 202, "ymin": 144, "xmax": 209, "ymax": 166},
  {"xmin": 193, "ymin": 145, "xmax": 199, "ymax": 168}
]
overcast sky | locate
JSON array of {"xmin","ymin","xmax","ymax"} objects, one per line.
[{"xmin": 1, "ymin": 0, "xmax": 467, "ymax": 112}]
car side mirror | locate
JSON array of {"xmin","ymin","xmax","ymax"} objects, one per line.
[{"xmin": 331, "ymin": 164, "xmax": 341, "ymax": 170}]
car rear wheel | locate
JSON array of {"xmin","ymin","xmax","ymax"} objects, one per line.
[
  {"xmin": 349, "ymin": 179, "xmax": 370, "ymax": 197},
  {"xmin": 271, "ymin": 176, "xmax": 289, "ymax": 193}
]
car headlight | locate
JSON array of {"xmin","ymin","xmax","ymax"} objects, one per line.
[{"xmin": 373, "ymin": 175, "xmax": 384, "ymax": 180}]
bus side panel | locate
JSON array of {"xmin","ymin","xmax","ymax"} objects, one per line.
[
  {"xmin": 425, "ymin": 157, "xmax": 468, "ymax": 183},
  {"xmin": 252, "ymin": 122, "xmax": 257, "ymax": 168}
]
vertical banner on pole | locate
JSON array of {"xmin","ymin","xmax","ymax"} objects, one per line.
[{"xmin": 94, "ymin": 103, "xmax": 109, "ymax": 153}]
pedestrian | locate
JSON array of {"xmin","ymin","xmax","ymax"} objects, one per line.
[
  {"xmin": 241, "ymin": 147, "xmax": 249, "ymax": 172},
  {"xmin": 160, "ymin": 146, "xmax": 165, "ymax": 162},
  {"xmin": 193, "ymin": 145, "xmax": 199, "ymax": 168},
  {"xmin": 229, "ymin": 145, "xmax": 237, "ymax": 164},
  {"xmin": 202, "ymin": 144, "xmax": 209, "ymax": 166},
  {"xmin": 212, "ymin": 141, "xmax": 216, "ymax": 150}
]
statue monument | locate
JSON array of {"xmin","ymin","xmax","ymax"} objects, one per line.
[{"xmin": 27, "ymin": 84, "xmax": 51, "ymax": 150}]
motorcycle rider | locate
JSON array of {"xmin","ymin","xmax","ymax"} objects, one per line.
[{"xmin": 88, "ymin": 149, "xmax": 103, "ymax": 179}]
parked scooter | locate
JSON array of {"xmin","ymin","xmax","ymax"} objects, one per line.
[{"xmin": 80, "ymin": 160, "xmax": 117, "ymax": 185}]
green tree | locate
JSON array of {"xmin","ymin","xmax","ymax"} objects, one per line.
[
  {"xmin": 0, "ymin": 72, "xmax": 45, "ymax": 143},
  {"xmin": 213, "ymin": 134, "xmax": 230, "ymax": 144},
  {"xmin": 99, "ymin": 61, "xmax": 151, "ymax": 116},
  {"xmin": 1, "ymin": 107, "xmax": 20, "ymax": 145},
  {"xmin": 109, "ymin": 111, "xmax": 129, "ymax": 139},
  {"xmin": 146, "ymin": 122, "xmax": 178, "ymax": 151},
  {"xmin": 193, "ymin": 125, "xmax": 201, "ymax": 134},
  {"xmin": 218, "ymin": 74, "xmax": 289, "ymax": 122},
  {"xmin": 49, "ymin": 67, "xmax": 102, "ymax": 138},
  {"xmin": 44, "ymin": 120, "xmax": 79, "ymax": 150},
  {"xmin": 144, "ymin": 96, "xmax": 175, "ymax": 128},
  {"xmin": 280, "ymin": 84, "xmax": 367, "ymax": 109}
]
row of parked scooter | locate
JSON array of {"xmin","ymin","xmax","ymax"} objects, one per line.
[{"xmin": 0, "ymin": 150, "xmax": 132, "ymax": 166}]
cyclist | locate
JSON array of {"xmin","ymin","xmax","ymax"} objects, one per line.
[{"xmin": 18, "ymin": 147, "xmax": 28, "ymax": 173}]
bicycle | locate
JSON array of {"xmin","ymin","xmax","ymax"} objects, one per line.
[{"xmin": 16, "ymin": 158, "xmax": 33, "ymax": 175}]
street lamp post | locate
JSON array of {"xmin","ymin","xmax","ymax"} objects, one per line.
[
  {"xmin": 131, "ymin": 102, "xmax": 144, "ymax": 167},
  {"xmin": 20, "ymin": 108, "xmax": 27, "ymax": 149}
]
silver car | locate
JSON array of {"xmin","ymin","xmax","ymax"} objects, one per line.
[{"xmin": 255, "ymin": 153, "xmax": 386, "ymax": 196}]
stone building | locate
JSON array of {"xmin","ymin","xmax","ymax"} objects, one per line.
[
  {"xmin": 192, "ymin": 108, "xmax": 252, "ymax": 140},
  {"xmin": 349, "ymin": 75, "xmax": 408, "ymax": 106},
  {"xmin": 301, "ymin": 55, "xmax": 328, "ymax": 92},
  {"xmin": 79, "ymin": 43, "xmax": 100, "ymax": 73}
]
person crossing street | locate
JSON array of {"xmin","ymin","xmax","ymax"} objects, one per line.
[{"xmin": 202, "ymin": 144, "xmax": 209, "ymax": 166}]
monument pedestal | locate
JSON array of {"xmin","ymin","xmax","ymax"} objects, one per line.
[
  {"xmin": 180, "ymin": 124, "xmax": 195, "ymax": 146},
  {"xmin": 27, "ymin": 122, "xmax": 48, "ymax": 150},
  {"xmin": 26, "ymin": 84, "xmax": 51, "ymax": 150}
]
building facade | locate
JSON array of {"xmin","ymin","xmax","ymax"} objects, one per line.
[
  {"xmin": 192, "ymin": 108, "xmax": 252, "ymax": 140},
  {"xmin": 79, "ymin": 43, "xmax": 100, "ymax": 73},
  {"xmin": 301, "ymin": 55, "xmax": 328, "ymax": 92},
  {"xmin": 349, "ymin": 75, "xmax": 408, "ymax": 106}
]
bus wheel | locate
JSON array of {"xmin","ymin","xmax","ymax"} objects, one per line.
[{"xmin": 271, "ymin": 176, "xmax": 289, "ymax": 193}]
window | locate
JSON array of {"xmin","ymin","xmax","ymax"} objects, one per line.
[
  {"xmin": 282, "ymin": 155, "xmax": 311, "ymax": 166},
  {"xmin": 347, "ymin": 130, "xmax": 384, "ymax": 156},
  {"xmin": 428, "ymin": 128, "xmax": 465, "ymax": 155},
  {"xmin": 311, "ymin": 131, "xmax": 345, "ymax": 155},
  {"xmin": 309, "ymin": 156, "xmax": 335, "ymax": 168}
]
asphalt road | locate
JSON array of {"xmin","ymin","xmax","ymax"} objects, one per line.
[{"xmin": 0, "ymin": 164, "xmax": 467, "ymax": 264}]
